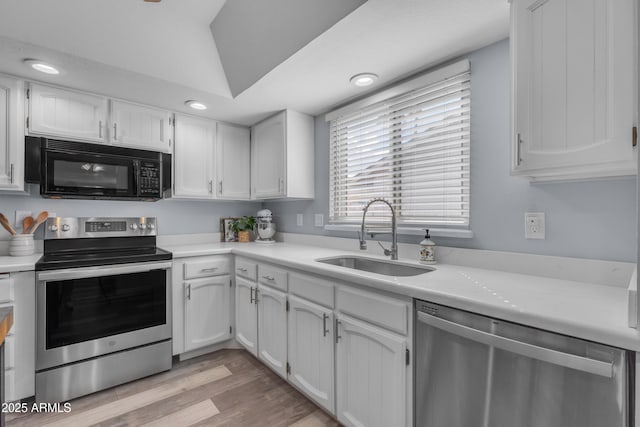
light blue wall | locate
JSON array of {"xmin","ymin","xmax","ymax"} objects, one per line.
[
  {"xmin": 265, "ymin": 39, "xmax": 638, "ymax": 262},
  {"xmin": 0, "ymin": 186, "xmax": 261, "ymax": 237}
]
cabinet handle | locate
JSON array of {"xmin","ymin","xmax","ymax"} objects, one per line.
[
  {"xmin": 237, "ymin": 267, "xmax": 248, "ymax": 272},
  {"xmin": 516, "ymin": 133, "xmax": 522, "ymax": 166},
  {"xmin": 335, "ymin": 319, "xmax": 342, "ymax": 343},
  {"xmin": 201, "ymin": 267, "xmax": 218, "ymax": 272},
  {"xmin": 254, "ymin": 288, "xmax": 259, "ymax": 304},
  {"xmin": 219, "ymin": 181, "xmax": 223, "ymax": 194},
  {"xmin": 279, "ymin": 178, "xmax": 284, "ymax": 193},
  {"xmin": 322, "ymin": 313, "xmax": 329, "ymax": 337},
  {"xmin": 113, "ymin": 123, "xmax": 118, "ymax": 141},
  {"xmin": 250, "ymin": 286, "xmax": 255, "ymax": 304},
  {"xmin": 262, "ymin": 275, "xmax": 275, "ymax": 281},
  {"xmin": 99, "ymin": 120, "xmax": 103, "ymax": 139},
  {"xmin": 186, "ymin": 284, "xmax": 191, "ymax": 300},
  {"xmin": 208, "ymin": 180, "xmax": 213, "ymax": 194},
  {"xmin": 9, "ymin": 163, "xmax": 14, "ymax": 184}
]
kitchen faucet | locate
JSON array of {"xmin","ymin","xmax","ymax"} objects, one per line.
[{"xmin": 359, "ymin": 198, "xmax": 398, "ymax": 260}]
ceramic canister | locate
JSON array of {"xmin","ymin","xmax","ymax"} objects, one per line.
[{"xmin": 9, "ymin": 234, "xmax": 35, "ymax": 256}]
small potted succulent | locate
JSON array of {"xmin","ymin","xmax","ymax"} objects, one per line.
[{"xmin": 231, "ymin": 216, "xmax": 256, "ymax": 242}]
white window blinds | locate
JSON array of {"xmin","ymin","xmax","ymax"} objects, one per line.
[{"xmin": 328, "ymin": 62, "xmax": 471, "ymax": 226}]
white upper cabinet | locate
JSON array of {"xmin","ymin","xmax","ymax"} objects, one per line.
[
  {"xmin": 173, "ymin": 114, "xmax": 216, "ymax": 199},
  {"xmin": 216, "ymin": 123, "xmax": 251, "ymax": 199},
  {"xmin": 512, "ymin": 0, "xmax": 637, "ymax": 180},
  {"xmin": 0, "ymin": 75, "xmax": 24, "ymax": 191},
  {"xmin": 109, "ymin": 100, "xmax": 172, "ymax": 153},
  {"xmin": 27, "ymin": 83, "xmax": 108, "ymax": 143},
  {"xmin": 251, "ymin": 109, "xmax": 314, "ymax": 199}
]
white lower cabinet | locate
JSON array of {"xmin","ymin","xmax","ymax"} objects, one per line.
[
  {"xmin": 232, "ymin": 261, "xmax": 412, "ymax": 425},
  {"xmin": 287, "ymin": 295, "xmax": 334, "ymax": 413},
  {"xmin": 235, "ymin": 276, "xmax": 258, "ymax": 356},
  {"xmin": 336, "ymin": 314, "xmax": 407, "ymax": 427},
  {"xmin": 184, "ymin": 276, "xmax": 232, "ymax": 352},
  {"xmin": 0, "ymin": 271, "xmax": 35, "ymax": 401},
  {"xmin": 257, "ymin": 283, "xmax": 287, "ymax": 378},
  {"xmin": 172, "ymin": 255, "xmax": 232, "ymax": 355}
]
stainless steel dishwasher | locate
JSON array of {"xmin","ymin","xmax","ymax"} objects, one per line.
[{"xmin": 415, "ymin": 300, "xmax": 632, "ymax": 427}]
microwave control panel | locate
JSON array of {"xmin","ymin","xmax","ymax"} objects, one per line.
[{"xmin": 138, "ymin": 161, "xmax": 161, "ymax": 196}]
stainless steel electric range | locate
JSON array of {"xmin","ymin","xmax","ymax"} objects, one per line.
[{"xmin": 34, "ymin": 217, "xmax": 172, "ymax": 403}]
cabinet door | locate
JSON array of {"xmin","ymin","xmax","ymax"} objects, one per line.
[
  {"xmin": 336, "ymin": 315, "xmax": 406, "ymax": 427},
  {"xmin": 8, "ymin": 271, "xmax": 35, "ymax": 401},
  {"xmin": 257, "ymin": 284, "xmax": 287, "ymax": 378},
  {"xmin": 216, "ymin": 123, "xmax": 251, "ymax": 199},
  {"xmin": 512, "ymin": 0, "xmax": 637, "ymax": 179},
  {"xmin": 28, "ymin": 83, "xmax": 107, "ymax": 143},
  {"xmin": 251, "ymin": 112, "xmax": 285, "ymax": 198},
  {"xmin": 173, "ymin": 114, "xmax": 215, "ymax": 199},
  {"xmin": 184, "ymin": 276, "xmax": 232, "ymax": 352},
  {"xmin": 110, "ymin": 100, "xmax": 172, "ymax": 153},
  {"xmin": 235, "ymin": 277, "xmax": 258, "ymax": 356},
  {"xmin": 0, "ymin": 76, "xmax": 24, "ymax": 191},
  {"xmin": 288, "ymin": 295, "xmax": 334, "ymax": 414}
]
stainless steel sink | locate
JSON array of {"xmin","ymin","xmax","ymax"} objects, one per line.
[{"xmin": 315, "ymin": 256, "xmax": 434, "ymax": 277}]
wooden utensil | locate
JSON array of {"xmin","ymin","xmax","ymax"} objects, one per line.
[
  {"xmin": 0, "ymin": 214, "xmax": 17, "ymax": 236},
  {"xmin": 28, "ymin": 211, "xmax": 48, "ymax": 234},
  {"xmin": 22, "ymin": 216, "xmax": 34, "ymax": 234}
]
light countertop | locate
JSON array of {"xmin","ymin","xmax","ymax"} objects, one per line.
[
  {"xmin": 164, "ymin": 241, "xmax": 640, "ymax": 352},
  {"xmin": 2, "ymin": 241, "xmax": 637, "ymax": 351}
]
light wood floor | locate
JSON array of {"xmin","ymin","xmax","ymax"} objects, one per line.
[{"xmin": 7, "ymin": 349, "xmax": 341, "ymax": 427}]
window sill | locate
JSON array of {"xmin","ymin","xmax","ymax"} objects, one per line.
[{"xmin": 323, "ymin": 224, "xmax": 473, "ymax": 239}]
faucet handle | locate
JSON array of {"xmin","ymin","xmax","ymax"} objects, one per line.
[{"xmin": 377, "ymin": 240, "xmax": 391, "ymax": 256}]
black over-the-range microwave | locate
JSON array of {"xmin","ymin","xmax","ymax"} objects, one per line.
[{"xmin": 25, "ymin": 136, "xmax": 171, "ymax": 201}]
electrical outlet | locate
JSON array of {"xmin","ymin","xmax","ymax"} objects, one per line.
[
  {"xmin": 296, "ymin": 214, "xmax": 304, "ymax": 227},
  {"xmin": 15, "ymin": 210, "xmax": 32, "ymax": 231},
  {"xmin": 314, "ymin": 214, "xmax": 324, "ymax": 227},
  {"xmin": 525, "ymin": 212, "xmax": 545, "ymax": 239}
]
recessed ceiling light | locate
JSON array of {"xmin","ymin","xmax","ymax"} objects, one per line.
[
  {"xmin": 350, "ymin": 73, "xmax": 378, "ymax": 87},
  {"xmin": 24, "ymin": 59, "xmax": 61, "ymax": 75},
  {"xmin": 185, "ymin": 100, "xmax": 207, "ymax": 110}
]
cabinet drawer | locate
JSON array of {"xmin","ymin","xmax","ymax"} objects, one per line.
[
  {"xmin": 183, "ymin": 256, "xmax": 230, "ymax": 279},
  {"xmin": 289, "ymin": 272, "xmax": 334, "ymax": 308},
  {"xmin": 258, "ymin": 264, "xmax": 288, "ymax": 291},
  {"xmin": 0, "ymin": 275, "xmax": 13, "ymax": 303},
  {"xmin": 235, "ymin": 258, "xmax": 257, "ymax": 281},
  {"xmin": 337, "ymin": 286, "xmax": 408, "ymax": 335},
  {"xmin": 5, "ymin": 334, "xmax": 14, "ymax": 369}
]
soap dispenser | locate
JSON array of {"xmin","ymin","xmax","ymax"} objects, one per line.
[{"xmin": 419, "ymin": 229, "xmax": 436, "ymax": 264}]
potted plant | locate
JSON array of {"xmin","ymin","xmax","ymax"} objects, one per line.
[{"xmin": 231, "ymin": 216, "xmax": 256, "ymax": 242}]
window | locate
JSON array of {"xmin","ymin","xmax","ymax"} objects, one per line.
[{"xmin": 328, "ymin": 60, "xmax": 470, "ymax": 227}]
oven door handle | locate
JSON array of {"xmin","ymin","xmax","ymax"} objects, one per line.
[{"xmin": 37, "ymin": 261, "xmax": 173, "ymax": 282}]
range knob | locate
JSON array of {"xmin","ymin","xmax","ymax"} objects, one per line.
[
  {"xmin": 129, "ymin": 223, "xmax": 138, "ymax": 230},
  {"xmin": 48, "ymin": 225, "xmax": 58, "ymax": 232},
  {"xmin": 139, "ymin": 223, "xmax": 147, "ymax": 230},
  {"xmin": 147, "ymin": 223, "xmax": 155, "ymax": 230},
  {"xmin": 61, "ymin": 224, "xmax": 71, "ymax": 232}
]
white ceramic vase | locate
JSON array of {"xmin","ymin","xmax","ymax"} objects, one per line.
[{"xmin": 9, "ymin": 234, "xmax": 35, "ymax": 256}]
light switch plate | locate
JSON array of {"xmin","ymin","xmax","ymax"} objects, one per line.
[
  {"xmin": 314, "ymin": 214, "xmax": 324, "ymax": 227},
  {"xmin": 525, "ymin": 212, "xmax": 545, "ymax": 239},
  {"xmin": 296, "ymin": 214, "xmax": 304, "ymax": 227}
]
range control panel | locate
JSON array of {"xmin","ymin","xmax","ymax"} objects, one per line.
[{"xmin": 44, "ymin": 217, "xmax": 157, "ymax": 239}]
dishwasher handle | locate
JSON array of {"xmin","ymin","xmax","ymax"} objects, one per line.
[{"xmin": 417, "ymin": 311, "xmax": 614, "ymax": 378}]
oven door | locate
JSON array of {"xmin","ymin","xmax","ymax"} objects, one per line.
[
  {"xmin": 36, "ymin": 261, "xmax": 172, "ymax": 371},
  {"xmin": 42, "ymin": 148, "xmax": 139, "ymax": 198}
]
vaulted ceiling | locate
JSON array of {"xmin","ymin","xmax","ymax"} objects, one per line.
[{"xmin": 0, "ymin": 0, "xmax": 509, "ymax": 125}]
